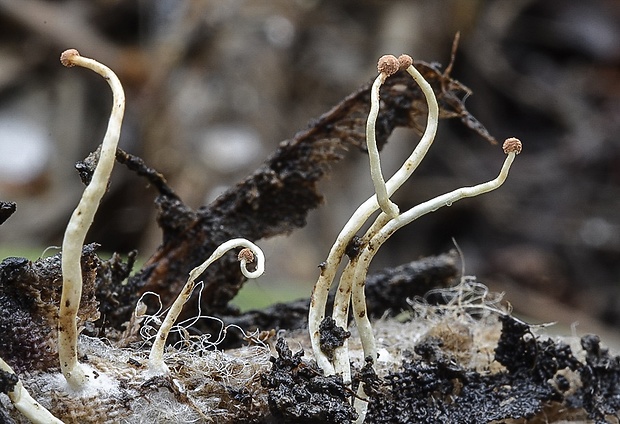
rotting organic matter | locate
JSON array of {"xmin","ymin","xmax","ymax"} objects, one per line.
[
  {"xmin": 261, "ymin": 338, "xmax": 357, "ymax": 424},
  {"xmin": 362, "ymin": 313, "xmax": 620, "ymax": 424}
]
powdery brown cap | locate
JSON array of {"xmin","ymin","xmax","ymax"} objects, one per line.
[
  {"xmin": 502, "ymin": 137, "xmax": 522, "ymax": 155},
  {"xmin": 398, "ymin": 54, "xmax": 413, "ymax": 70},
  {"xmin": 377, "ymin": 55, "xmax": 399, "ymax": 77},
  {"xmin": 238, "ymin": 248, "xmax": 255, "ymax": 264},
  {"xmin": 60, "ymin": 49, "xmax": 80, "ymax": 67}
]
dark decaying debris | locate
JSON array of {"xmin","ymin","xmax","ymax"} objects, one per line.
[
  {"xmin": 261, "ymin": 338, "xmax": 357, "ymax": 424},
  {"xmin": 91, "ymin": 249, "xmax": 137, "ymax": 337},
  {"xmin": 359, "ymin": 314, "xmax": 620, "ymax": 424},
  {"xmin": 0, "ymin": 369, "xmax": 18, "ymax": 395},
  {"xmin": 318, "ymin": 317, "xmax": 351, "ymax": 361},
  {"xmin": 572, "ymin": 334, "xmax": 620, "ymax": 423},
  {"xmin": 0, "ymin": 244, "xmax": 132, "ymax": 373},
  {"xmin": 495, "ymin": 314, "xmax": 582, "ymax": 383},
  {"xmin": 0, "ymin": 201, "xmax": 16, "ymax": 226},
  {"xmin": 214, "ymin": 250, "xmax": 458, "ymax": 349},
  {"xmin": 76, "ymin": 147, "xmax": 179, "ymax": 199},
  {"xmin": 101, "ymin": 61, "xmax": 494, "ymax": 331}
]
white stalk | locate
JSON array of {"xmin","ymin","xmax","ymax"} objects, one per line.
[
  {"xmin": 148, "ymin": 238, "xmax": 265, "ymax": 375},
  {"xmin": 58, "ymin": 49, "xmax": 125, "ymax": 389},
  {"xmin": 0, "ymin": 357, "xmax": 64, "ymax": 424},
  {"xmin": 367, "ymin": 73, "xmax": 399, "ymax": 219}
]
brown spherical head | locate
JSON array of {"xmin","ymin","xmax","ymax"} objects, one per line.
[
  {"xmin": 377, "ymin": 55, "xmax": 399, "ymax": 77},
  {"xmin": 502, "ymin": 137, "xmax": 522, "ymax": 155},
  {"xmin": 60, "ymin": 49, "xmax": 80, "ymax": 67},
  {"xmin": 398, "ymin": 54, "xmax": 413, "ymax": 70},
  {"xmin": 238, "ymin": 248, "xmax": 255, "ymax": 264}
]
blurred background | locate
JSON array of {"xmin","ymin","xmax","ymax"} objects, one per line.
[{"xmin": 0, "ymin": 0, "xmax": 619, "ymax": 343}]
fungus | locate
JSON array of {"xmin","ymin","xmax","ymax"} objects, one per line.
[
  {"xmin": 308, "ymin": 53, "xmax": 522, "ymax": 422},
  {"xmin": 308, "ymin": 53, "xmax": 440, "ymax": 376},
  {"xmin": 147, "ymin": 238, "xmax": 265, "ymax": 375},
  {"xmin": 58, "ymin": 49, "xmax": 125, "ymax": 389}
]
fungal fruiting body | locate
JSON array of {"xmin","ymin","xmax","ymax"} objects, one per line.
[
  {"xmin": 148, "ymin": 238, "xmax": 265, "ymax": 375},
  {"xmin": 58, "ymin": 49, "xmax": 125, "ymax": 390},
  {"xmin": 308, "ymin": 54, "xmax": 522, "ymax": 422}
]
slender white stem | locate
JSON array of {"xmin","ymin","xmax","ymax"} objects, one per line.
[
  {"xmin": 0, "ymin": 357, "xmax": 64, "ymax": 424},
  {"xmin": 58, "ymin": 49, "xmax": 125, "ymax": 389},
  {"xmin": 383, "ymin": 64, "xmax": 439, "ymax": 194},
  {"xmin": 367, "ymin": 73, "xmax": 399, "ymax": 218},
  {"xmin": 148, "ymin": 238, "xmax": 265, "ymax": 375},
  {"xmin": 329, "ymin": 257, "xmax": 357, "ymax": 384}
]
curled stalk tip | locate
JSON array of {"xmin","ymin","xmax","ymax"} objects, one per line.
[
  {"xmin": 503, "ymin": 137, "xmax": 522, "ymax": 155},
  {"xmin": 60, "ymin": 49, "xmax": 80, "ymax": 67}
]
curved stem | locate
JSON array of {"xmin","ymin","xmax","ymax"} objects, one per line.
[
  {"xmin": 58, "ymin": 49, "xmax": 125, "ymax": 389},
  {"xmin": 148, "ymin": 238, "xmax": 265, "ymax": 375},
  {"xmin": 367, "ymin": 73, "xmax": 399, "ymax": 218}
]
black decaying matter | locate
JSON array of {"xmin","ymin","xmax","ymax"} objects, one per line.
[
  {"xmin": 318, "ymin": 316, "xmax": 351, "ymax": 360},
  {"xmin": 261, "ymin": 338, "xmax": 357, "ymax": 423},
  {"xmin": 361, "ymin": 314, "xmax": 620, "ymax": 424},
  {"xmin": 574, "ymin": 334, "xmax": 620, "ymax": 423},
  {"xmin": 0, "ymin": 244, "xmax": 133, "ymax": 373}
]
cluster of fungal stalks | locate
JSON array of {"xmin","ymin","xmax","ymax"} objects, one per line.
[
  {"xmin": 307, "ymin": 54, "xmax": 521, "ymax": 421},
  {"xmin": 0, "ymin": 50, "xmax": 520, "ymax": 424}
]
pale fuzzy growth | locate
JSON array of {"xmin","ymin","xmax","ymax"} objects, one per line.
[
  {"xmin": 148, "ymin": 238, "xmax": 265, "ymax": 375},
  {"xmin": 58, "ymin": 49, "xmax": 125, "ymax": 389},
  {"xmin": 2, "ymin": 335, "xmax": 272, "ymax": 423}
]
